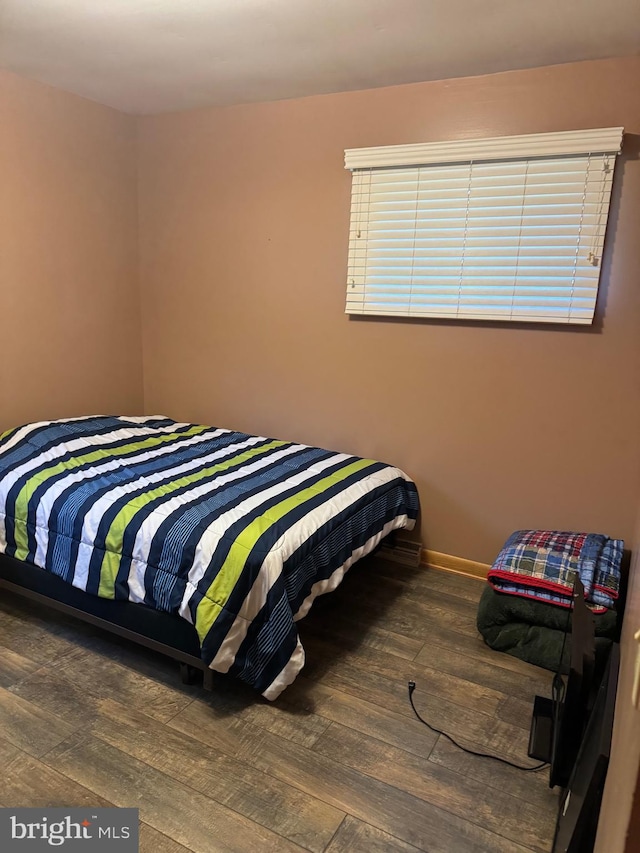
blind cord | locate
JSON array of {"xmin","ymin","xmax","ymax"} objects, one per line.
[{"xmin": 407, "ymin": 681, "xmax": 548, "ymax": 773}]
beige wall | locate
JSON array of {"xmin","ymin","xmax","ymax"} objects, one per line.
[
  {"xmin": 596, "ymin": 490, "xmax": 640, "ymax": 853},
  {"xmin": 0, "ymin": 70, "xmax": 143, "ymax": 432},
  {"xmin": 137, "ymin": 56, "xmax": 640, "ymax": 564}
]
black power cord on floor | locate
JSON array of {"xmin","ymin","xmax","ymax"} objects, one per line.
[{"xmin": 408, "ymin": 681, "xmax": 549, "ymax": 773}]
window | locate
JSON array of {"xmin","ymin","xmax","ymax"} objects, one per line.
[{"xmin": 344, "ymin": 128, "xmax": 623, "ymax": 324}]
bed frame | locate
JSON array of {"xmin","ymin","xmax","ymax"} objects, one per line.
[{"xmin": 0, "ymin": 552, "xmax": 215, "ymax": 689}]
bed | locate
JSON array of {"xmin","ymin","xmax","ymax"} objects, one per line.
[{"xmin": 0, "ymin": 415, "xmax": 419, "ymax": 698}]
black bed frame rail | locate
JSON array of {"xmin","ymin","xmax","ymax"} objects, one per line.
[{"xmin": 0, "ymin": 554, "xmax": 215, "ymax": 690}]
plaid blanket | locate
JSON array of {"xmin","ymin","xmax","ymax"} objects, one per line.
[{"xmin": 487, "ymin": 530, "xmax": 623, "ymax": 613}]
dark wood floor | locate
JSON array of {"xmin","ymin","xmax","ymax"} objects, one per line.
[{"xmin": 0, "ymin": 557, "xmax": 559, "ymax": 852}]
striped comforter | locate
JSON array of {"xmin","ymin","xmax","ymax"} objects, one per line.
[{"xmin": 0, "ymin": 416, "xmax": 419, "ymax": 698}]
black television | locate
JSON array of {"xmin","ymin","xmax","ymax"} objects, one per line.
[
  {"xmin": 527, "ymin": 575, "xmax": 620, "ymax": 853},
  {"xmin": 552, "ymin": 641, "xmax": 619, "ymax": 853},
  {"xmin": 528, "ymin": 575, "xmax": 597, "ymax": 789}
]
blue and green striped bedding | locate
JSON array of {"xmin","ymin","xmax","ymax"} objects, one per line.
[{"xmin": 0, "ymin": 416, "xmax": 419, "ymax": 698}]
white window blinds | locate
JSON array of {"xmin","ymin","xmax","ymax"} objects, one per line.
[{"xmin": 344, "ymin": 128, "xmax": 623, "ymax": 323}]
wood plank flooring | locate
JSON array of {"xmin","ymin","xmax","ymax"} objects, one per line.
[{"xmin": 0, "ymin": 558, "xmax": 559, "ymax": 852}]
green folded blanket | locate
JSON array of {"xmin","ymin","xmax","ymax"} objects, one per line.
[{"xmin": 476, "ymin": 585, "xmax": 617, "ymax": 672}]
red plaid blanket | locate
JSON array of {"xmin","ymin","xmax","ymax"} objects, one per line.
[{"xmin": 487, "ymin": 529, "xmax": 623, "ymax": 613}]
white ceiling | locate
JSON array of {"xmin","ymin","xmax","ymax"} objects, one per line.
[{"xmin": 0, "ymin": 0, "xmax": 638, "ymax": 115}]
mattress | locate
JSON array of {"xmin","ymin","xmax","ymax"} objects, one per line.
[{"xmin": 0, "ymin": 416, "xmax": 419, "ymax": 698}]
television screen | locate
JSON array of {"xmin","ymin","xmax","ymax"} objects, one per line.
[
  {"xmin": 527, "ymin": 575, "xmax": 619, "ymax": 852},
  {"xmin": 527, "ymin": 575, "xmax": 597, "ymax": 789},
  {"xmin": 550, "ymin": 575, "xmax": 596, "ymax": 788},
  {"xmin": 552, "ymin": 642, "xmax": 619, "ymax": 852}
]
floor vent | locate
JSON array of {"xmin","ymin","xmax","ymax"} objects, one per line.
[{"xmin": 378, "ymin": 536, "xmax": 423, "ymax": 567}]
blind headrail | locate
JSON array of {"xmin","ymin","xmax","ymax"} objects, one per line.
[{"xmin": 344, "ymin": 128, "xmax": 624, "ymax": 171}]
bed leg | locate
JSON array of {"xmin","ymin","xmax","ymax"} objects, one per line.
[
  {"xmin": 179, "ymin": 663, "xmax": 199, "ymax": 685},
  {"xmin": 202, "ymin": 667, "xmax": 215, "ymax": 691}
]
